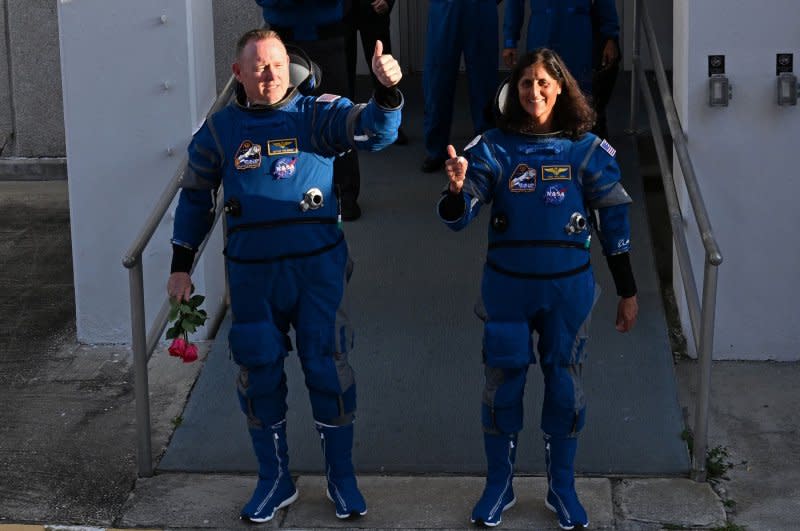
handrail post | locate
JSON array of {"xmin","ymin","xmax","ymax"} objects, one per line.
[
  {"xmin": 691, "ymin": 259, "xmax": 720, "ymax": 481},
  {"xmin": 626, "ymin": 0, "xmax": 642, "ymax": 135},
  {"xmin": 129, "ymin": 258, "xmax": 153, "ymax": 477}
]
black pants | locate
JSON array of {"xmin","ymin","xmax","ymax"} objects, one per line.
[
  {"xmin": 347, "ymin": 0, "xmax": 394, "ymax": 94},
  {"xmin": 280, "ymin": 34, "xmax": 361, "ymax": 202}
]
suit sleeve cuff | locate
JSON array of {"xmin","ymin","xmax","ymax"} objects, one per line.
[
  {"xmin": 170, "ymin": 244, "xmax": 196, "ymax": 274},
  {"xmin": 373, "ymin": 84, "xmax": 402, "ymax": 108},
  {"xmin": 606, "ymin": 252, "xmax": 637, "ymax": 298}
]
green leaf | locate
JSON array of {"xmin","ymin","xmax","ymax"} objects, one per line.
[
  {"xmin": 181, "ymin": 321, "xmax": 197, "ymax": 333},
  {"xmin": 189, "ymin": 295, "xmax": 205, "ymax": 307},
  {"xmin": 179, "ymin": 304, "xmax": 191, "ymax": 314},
  {"xmin": 168, "ymin": 305, "xmax": 180, "ymax": 322},
  {"xmin": 166, "ymin": 325, "xmax": 180, "ymax": 339}
]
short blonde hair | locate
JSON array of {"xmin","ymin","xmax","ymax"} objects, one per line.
[{"xmin": 235, "ymin": 28, "xmax": 283, "ymax": 59}]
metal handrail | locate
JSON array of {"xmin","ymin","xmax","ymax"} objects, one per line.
[
  {"xmin": 629, "ymin": 0, "xmax": 723, "ymax": 482},
  {"xmin": 122, "ymin": 73, "xmax": 237, "ymax": 477}
]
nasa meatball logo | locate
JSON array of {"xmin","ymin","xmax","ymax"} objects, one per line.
[
  {"xmin": 271, "ymin": 156, "xmax": 297, "ymax": 180},
  {"xmin": 543, "ymin": 184, "xmax": 567, "ymax": 205},
  {"xmin": 508, "ymin": 164, "xmax": 537, "ymax": 192}
]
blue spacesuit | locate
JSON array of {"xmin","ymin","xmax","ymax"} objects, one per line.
[
  {"xmin": 439, "ymin": 129, "xmax": 632, "ymax": 528},
  {"xmin": 423, "ymin": 0, "xmax": 499, "ymax": 164},
  {"xmin": 503, "ymin": 0, "xmax": 619, "ymax": 93},
  {"xmin": 173, "ymin": 76, "xmax": 402, "ymax": 522}
]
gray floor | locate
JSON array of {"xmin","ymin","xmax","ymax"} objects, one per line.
[{"xmin": 159, "ymin": 75, "xmax": 689, "ymax": 476}]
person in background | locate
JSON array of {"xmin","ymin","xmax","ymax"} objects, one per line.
[
  {"xmin": 348, "ymin": 0, "xmax": 408, "ymax": 145},
  {"xmin": 255, "ymin": 0, "xmax": 364, "ymax": 220},
  {"xmin": 167, "ymin": 28, "xmax": 403, "ymax": 524},
  {"xmin": 437, "ymin": 48, "xmax": 637, "ymax": 528},
  {"xmin": 502, "ymin": 0, "xmax": 620, "ymax": 134},
  {"xmin": 421, "ymin": 0, "xmax": 499, "ymax": 173}
]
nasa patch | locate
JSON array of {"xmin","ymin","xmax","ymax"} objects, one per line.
[
  {"xmin": 271, "ymin": 156, "xmax": 297, "ymax": 180},
  {"xmin": 234, "ymin": 140, "xmax": 261, "ymax": 170},
  {"xmin": 543, "ymin": 184, "xmax": 567, "ymax": 205},
  {"xmin": 508, "ymin": 164, "xmax": 537, "ymax": 193}
]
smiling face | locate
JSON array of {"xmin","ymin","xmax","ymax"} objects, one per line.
[
  {"xmin": 232, "ymin": 36, "xmax": 290, "ymax": 105},
  {"xmin": 517, "ymin": 62, "xmax": 562, "ymax": 132}
]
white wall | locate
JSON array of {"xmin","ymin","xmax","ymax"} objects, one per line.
[
  {"xmin": 673, "ymin": 0, "xmax": 799, "ymax": 360},
  {"xmin": 58, "ymin": 0, "xmax": 225, "ymax": 343}
]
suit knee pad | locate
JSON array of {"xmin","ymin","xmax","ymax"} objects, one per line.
[
  {"xmin": 482, "ymin": 366, "xmax": 526, "ymax": 434},
  {"xmin": 237, "ymin": 365, "xmax": 288, "ymax": 428},
  {"xmin": 541, "ymin": 364, "xmax": 586, "ymax": 436},
  {"xmin": 229, "ymin": 320, "xmax": 288, "ymax": 367}
]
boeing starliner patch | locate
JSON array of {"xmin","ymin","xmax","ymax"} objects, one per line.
[
  {"xmin": 543, "ymin": 184, "xmax": 567, "ymax": 205},
  {"xmin": 508, "ymin": 164, "xmax": 537, "ymax": 192},
  {"xmin": 600, "ymin": 139, "xmax": 617, "ymax": 157},
  {"xmin": 541, "ymin": 165, "xmax": 572, "ymax": 181},
  {"xmin": 272, "ymin": 156, "xmax": 297, "ymax": 180},
  {"xmin": 267, "ymin": 138, "xmax": 299, "ymax": 156},
  {"xmin": 234, "ymin": 140, "xmax": 261, "ymax": 170}
]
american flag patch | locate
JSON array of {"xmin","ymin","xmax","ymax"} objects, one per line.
[
  {"xmin": 600, "ymin": 139, "xmax": 617, "ymax": 157},
  {"xmin": 317, "ymin": 93, "xmax": 341, "ymax": 103}
]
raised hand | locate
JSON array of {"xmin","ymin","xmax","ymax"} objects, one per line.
[
  {"xmin": 371, "ymin": 40, "xmax": 402, "ymax": 87},
  {"xmin": 445, "ymin": 144, "xmax": 467, "ymax": 194}
]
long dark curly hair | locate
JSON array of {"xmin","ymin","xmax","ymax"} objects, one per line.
[{"xmin": 498, "ymin": 48, "xmax": 595, "ymax": 139}]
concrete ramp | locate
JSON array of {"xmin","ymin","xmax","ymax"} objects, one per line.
[{"xmin": 159, "ymin": 75, "xmax": 689, "ymax": 475}]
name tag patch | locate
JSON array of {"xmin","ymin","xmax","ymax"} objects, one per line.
[
  {"xmin": 541, "ymin": 165, "xmax": 572, "ymax": 181},
  {"xmin": 234, "ymin": 140, "xmax": 262, "ymax": 170},
  {"xmin": 508, "ymin": 164, "xmax": 537, "ymax": 192},
  {"xmin": 267, "ymin": 138, "xmax": 299, "ymax": 156},
  {"xmin": 271, "ymin": 156, "xmax": 297, "ymax": 180}
]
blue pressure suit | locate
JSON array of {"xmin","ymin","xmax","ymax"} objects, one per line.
[
  {"xmin": 173, "ymin": 77, "xmax": 401, "ymax": 521},
  {"xmin": 439, "ymin": 129, "xmax": 632, "ymax": 527},
  {"xmin": 504, "ymin": 0, "xmax": 619, "ymax": 93},
  {"xmin": 423, "ymin": 0, "xmax": 499, "ymax": 160}
]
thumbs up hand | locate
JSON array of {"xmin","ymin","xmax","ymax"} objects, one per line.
[
  {"xmin": 371, "ymin": 40, "xmax": 402, "ymax": 87},
  {"xmin": 445, "ymin": 144, "xmax": 467, "ymax": 194}
]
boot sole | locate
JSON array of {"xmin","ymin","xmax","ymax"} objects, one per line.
[
  {"xmin": 326, "ymin": 488, "xmax": 367, "ymax": 519},
  {"xmin": 243, "ymin": 489, "xmax": 299, "ymax": 523},
  {"xmin": 470, "ymin": 497, "xmax": 517, "ymax": 527},
  {"xmin": 544, "ymin": 499, "xmax": 589, "ymax": 530}
]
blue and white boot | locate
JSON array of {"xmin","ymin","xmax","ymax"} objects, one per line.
[
  {"xmin": 471, "ymin": 432, "xmax": 517, "ymax": 527},
  {"xmin": 317, "ymin": 422, "xmax": 367, "ymax": 519},
  {"xmin": 544, "ymin": 434, "xmax": 589, "ymax": 530},
  {"xmin": 240, "ymin": 420, "xmax": 298, "ymax": 523}
]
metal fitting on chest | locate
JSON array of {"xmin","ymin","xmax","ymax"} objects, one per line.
[
  {"xmin": 299, "ymin": 187, "xmax": 324, "ymax": 212},
  {"xmin": 565, "ymin": 212, "xmax": 587, "ymax": 234}
]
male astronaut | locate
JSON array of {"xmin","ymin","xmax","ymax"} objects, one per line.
[{"xmin": 167, "ymin": 28, "xmax": 403, "ymax": 523}]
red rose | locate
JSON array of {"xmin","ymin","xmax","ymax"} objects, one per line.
[
  {"xmin": 168, "ymin": 337, "xmax": 187, "ymax": 357},
  {"xmin": 182, "ymin": 342, "xmax": 199, "ymax": 363}
]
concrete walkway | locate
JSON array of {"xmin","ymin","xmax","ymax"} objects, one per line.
[{"xmin": 3, "ymin": 72, "xmax": 800, "ymax": 529}]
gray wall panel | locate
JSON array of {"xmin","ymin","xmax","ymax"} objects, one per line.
[
  {"xmin": 211, "ymin": 0, "xmax": 260, "ymax": 94},
  {"xmin": 7, "ymin": 0, "xmax": 64, "ymax": 157},
  {"xmin": 0, "ymin": 0, "xmax": 12, "ymax": 153}
]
